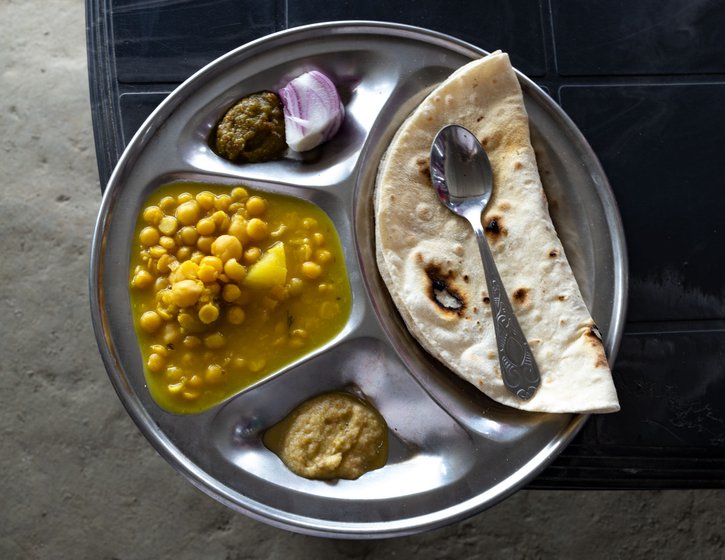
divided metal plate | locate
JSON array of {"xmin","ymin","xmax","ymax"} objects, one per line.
[{"xmin": 90, "ymin": 22, "xmax": 627, "ymax": 538}]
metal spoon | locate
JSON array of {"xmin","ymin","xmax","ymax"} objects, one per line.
[{"xmin": 430, "ymin": 124, "xmax": 540, "ymax": 400}]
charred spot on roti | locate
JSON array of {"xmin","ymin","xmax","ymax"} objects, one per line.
[
  {"xmin": 484, "ymin": 216, "xmax": 507, "ymax": 239},
  {"xmin": 584, "ymin": 324, "xmax": 603, "ymax": 345},
  {"xmin": 424, "ymin": 265, "xmax": 466, "ymax": 315},
  {"xmin": 513, "ymin": 287, "xmax": 529, "ymax": 305},
  {"xmin": 595, "ymin": 354, "xmax": 609, "ymax": 369},
  {"xmin": 463, "ymin": 274, "xmax": 469, "ymax": 282},
  {"xmin": 549, "ymin": 249, "xmax": 560, "ymax": 258},
  {"xmin": 476, "ymin": 115, "xmax": 484, "ymax": 122},
  {"xmin": 513, "ymin": 161, "xmax": 524, "ymax": 170},
  {"xmin": 483, "ymin": 295, "xmax": 490, "ymax": 304},
  {"xmin": 487, "ymin": 351, "xmax": 496, "ymax": 359},
  {"xmin": 557, "ymin": 294, "xmax": 568, "ymax": 302},
  {"xmin": 498, "ymin": 200, "xmax": 512, "ymax": 211}
]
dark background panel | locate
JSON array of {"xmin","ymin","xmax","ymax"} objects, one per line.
[
  {"xmin": 119, "ymin": 92, "xmax": 173, "ymax": 144},
  {"xmin": 560, "ymin": 84, "xmax": 725, "ymax": 322},
  {"xmin": 112, "ymin": 0, "xmax": 280, "ymax": 83},
  {"xmin": 597, "ymin": 330, "xmax": 725, "ymax": 449},
  {"xmin": 552, "ymin": 0, "xmax": 725, "ymax": 76},
  {"xmin": 287, "ymin": 0, "xmax": 547, "ymax": 76}
]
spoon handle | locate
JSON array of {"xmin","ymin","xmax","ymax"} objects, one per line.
[{"xmin": 471, "ymin": 220, "xmax": 541, "ymax": 400}]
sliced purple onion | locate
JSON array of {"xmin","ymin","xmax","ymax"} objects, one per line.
[{"xmin": 278, "ymin": 70, "xmax": 344, "ymax": 152}]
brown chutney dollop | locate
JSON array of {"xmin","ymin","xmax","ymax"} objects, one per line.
[
  {"xmin": 215, "ymin": 91, "xmax": 286, "ymax": 163},
  {"xmin": 263, "ymin": 392, "xmax": 388, "ymax": 480}
]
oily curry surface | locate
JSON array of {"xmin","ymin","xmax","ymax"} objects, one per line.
[{"xmin": 129, "ymin": 182, "xmax": 351, "ymax": 413}]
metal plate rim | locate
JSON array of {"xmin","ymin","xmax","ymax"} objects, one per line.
[{"xmin": 90, "ymin": 20, "xmax": 628, "ymax": 538}]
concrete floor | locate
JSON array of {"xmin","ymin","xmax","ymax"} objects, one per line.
[{"xmin": 1, "ymin": 1, "xmax": 724, "ymax": 558}]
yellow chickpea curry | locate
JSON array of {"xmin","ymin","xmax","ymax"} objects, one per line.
[{"xmin": 129, "ymin": 182, "xmax": 352, "ymax": 413}]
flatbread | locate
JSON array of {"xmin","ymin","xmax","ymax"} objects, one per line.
[{"xmin": 374, "ymin": 52, "xmax": 619, "ymax": 413}]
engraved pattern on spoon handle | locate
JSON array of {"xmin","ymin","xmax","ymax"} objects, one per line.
[{"xmin": 472, "ymin": 223, "xmax": 541, "ymax": 400}]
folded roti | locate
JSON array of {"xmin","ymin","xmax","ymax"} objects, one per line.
[{"xmin": 374, "ymin": 52, "xmax": 619, "ymax": 413}]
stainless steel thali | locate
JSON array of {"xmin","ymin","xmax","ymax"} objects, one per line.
[{"xmin": 90, "ymin": 21, "xmax": 628, "ymax": 538}]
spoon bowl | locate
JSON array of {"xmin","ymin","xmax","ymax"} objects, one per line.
[{"xmin": 430, "ymin": 124, "xmax": 541, "ymax": 400}]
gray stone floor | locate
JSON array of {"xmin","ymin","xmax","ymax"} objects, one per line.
[{"xmin": 1, "ymin": 1, "xmax": 724, "ymax": 558}]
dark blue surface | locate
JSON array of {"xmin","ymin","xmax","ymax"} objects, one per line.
[
  {"xmin": 560, "ymin": 84, "xmax": 725, "ymax": 323},
  {"xmin": 87, "ymin": 0, "xmax": 725, "ymax": 487},
  {"xmin": 552, "ymin": 0, "xmax": 725, "ymax": 76},
  {"xmin": 112, "ymin": 0, "xmax": 281, "ymax": 83},
  {"xmin": 287, "ymin": 0, "xmax": 547, "ymax": 77}
]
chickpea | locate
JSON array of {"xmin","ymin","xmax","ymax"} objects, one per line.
[
  {"xmin": 200, "ymin": 255, "xmax": 223, "ymax": 272},
  {"xmin": 196, "ymin": 217, "xmax": 215, "ymax": 236},
  {"xmin": 159, "ymin": 196, "xmax": 176, "ymax": 213},
  {"xmin": 287, "ymin": 277, "xmax": 303, "ymax": 296},
  {"xmin": 154, "ymin": 276, "xmax": 169, "ymax": 292},
  {"xmin": 169, "ymin": 279, "xmax": 202, "ymax": 308},
  {"xmin": 147, "ymin": 353, "xmax": 166, "ymax": 373},
  {"xmin": 176, "ymin": 246, "xmax": 192, "ymax": 262},
  {"xmin": 223, "ymin": 258, "xmax": 246, "ymax": 281},
  {"xmin": 301, "ymin": 261, "xmax": 322, "ymax": 279},
  {"xmin": 243, "ymin": 247, "xmax": 262, "ymax": 264},
  {"xmin": 177, "ymin": 192, "xmax": 193, "ymax": 204},
  {"xmin": 156, "ymin": 253, "xmax": 174, "ymax": 274},
  {"xmin": 315, "ymin": 249, "xmax": 333, "ymax": 264},
  {"xmin": 246, "ymin": 218, "xmax": 268, "ymax": 241},
  {"xmin": 158, "ymin": 215, "xmax": 178, "ymax": 236},
  {"xmin": 302, "ymin": 217, "xmax": 318, "ymax": 229},
  {"xmin": 131, "ymin": 269, "xmax": 154, "ymax": 289},
  {"xmin": 159, "ymin": 235, "xmax": 176, "ymax": 252},
  {"xmin": 313, "ymin": 232, "xmax": 325, "ymax": 246},
  {"xmin": 228, "ymin": 217, "xmax": 248, "ymax": 243},
  {"xmin": 167, "ymin": 381, "xmax": 185, "ymax": 394},
  {"xmin": 231, "ymin": 187, "xmax": 248, "ymax": 201},
  {"xmin": 196, "ymin": 235, "xmax": 214, "ymax": 254},
  {"xmin": 139, "ymin": 310, "xmax": 163, "ymax": 333},
  {"xmin": 196, "ymin": 191, "xmax": 215, "ymax": 210},
  {"xmin": 226, "ymin": 306, "xmax": 245, "ymax": 325},
  {"xmin": 212, "ymin": 210, "xmax": 231, "ymax": 233},
  {"xmin": 143, "ymin": 205, "xmax": 163, "ymax": 225},
  {"xmin": 198, "ymin": 303, "xmax": 220, "ymax": 324},
  {"xmin": 178, "ymin": 313, "xmax": 198, "ymax": 331},
  {"xmin": 222, "ymin": 284, "xmax": 241, "ymax": 302},
  {"xmin": 214, "ymin": 194, "xmax": 232, "ymax": 212},
  {"xmin": 204, "ymin": 332, "xmax": 225, "ymax": 349},
  {"xmin": 149, "ymin": 344, "xmax": 167, "ymax": 356},
  {"xmin": 176, "ymin": 260, "xmax": 197, "ymax": 279},
  {"xmin": 166, "ymin": 366, "xmax": 183, "ymax": 381},
  {"xmin": 149, "ymin": 245, "xmax": 166, "ymax": 259},
  {"xmin": 161, "ymin": 322, "xmax": 182, "ymax": 345},
  {"xmin": 187, "ymin": 374, "xmax": 203, "ymax": 389},
  {"xmin": 174, "ymin": 201, "xmax": 199, "ymax": 228},
  {"xmin": 205, "ymin": 364, "xmax": 224, "ymax": 384},
  {"xmin": 139, "ymin": 226, "xmax": 160, "ymax": 247},
  {"xmin": 211, "ymin": 235, "xmax": 243, "ymax": 263},
  {"xmin": 245, "ymin": 196, "xmax": 266, "ymax": 217},
  {"xmin": 183, "ymin": 335, "xmax": 201, "ymax": 348},
  {"xmin": 197, "ymin": 264, "xmax": 218, "ymax": 284},
  {"xmin": 179, "ymin": 226, "xmax": 198, "ymax": 246}
]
